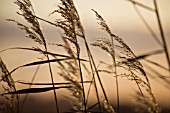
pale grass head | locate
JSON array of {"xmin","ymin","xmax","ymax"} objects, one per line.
[
  {"xmin": 91, "ymin": 9, "xmax": 160, "ymax": 113},
  {"xmin": 0, "ymin": 58, "xmax": 18, "ymax": 113}
]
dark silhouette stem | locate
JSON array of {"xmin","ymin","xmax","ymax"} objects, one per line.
[
  {"xmin": 45, "ymin": 45, "xmax": 60, "ymax": 113},
  {"xmin": 153, "ymin": 0, "xmax": 170, "ymax": 73},
  {"xmin": 133, "ymin": 4, "xmax": 163, "ymax": 47},
  {"xmin": 115, "ymin": 76, "xmax": 119, "ymax": 113}
]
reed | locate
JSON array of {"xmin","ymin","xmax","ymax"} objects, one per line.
[{"xmin": 0, "ymin": 0, "xmax": 169, "ymax": 113}]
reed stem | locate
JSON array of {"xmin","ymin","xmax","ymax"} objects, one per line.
[{"xmin": 153, "ymin": 0, "xmax": 170, "ymax": 73}]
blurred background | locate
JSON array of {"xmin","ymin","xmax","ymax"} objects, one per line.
[{"xmin": 0, "ymin": 0, "xmax": 170, "ymax": 113}]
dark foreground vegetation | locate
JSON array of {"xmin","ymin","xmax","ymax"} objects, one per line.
[{"xmin": 0, "ymin": 0, "xmax": 169, "ymax": 113}]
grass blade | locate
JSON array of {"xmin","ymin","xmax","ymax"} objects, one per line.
[
  {"xmin": 16, "ymin": 81, "xmax": 91, "ymax": 85},
  {"xmin": 0, "ymin": 47, "xmax": 71, "ymax": 58},
  {"xmin": 153, "ymin": 0, "xmax": 170, "ymax": 73},
  {"xmin": 126, "ymin": 0, "xmax": 155, "ymax": 11},
  {"xmin": 0, "ymin": 58, "xmax": 72, "ymax": 82},
  {"xmin": 133, "ymin": 5, "xmax": 163, "ymax": 47},
  {"xmin": 124, "ymin": 50, "xmax": 163, "ymax": 63},
  {"xmin": 145, "ymin": 59, "xmax": 169, "ymax": 71},
  {"xmin": 3, "ymin": 86, "xmax": 71, "ymax": 95},
  {"xmin": 22, "ymin": 58, "xmax": 72, "ymax": 67}
]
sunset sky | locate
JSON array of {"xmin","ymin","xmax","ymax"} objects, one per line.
[{"xmin": 0, "ymin": 0, "xmax": 170, "ymax": 112}]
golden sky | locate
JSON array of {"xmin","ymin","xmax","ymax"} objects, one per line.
[{"xmin": 0, "ymin": 0, "xmax": 170, "ymax": 111}]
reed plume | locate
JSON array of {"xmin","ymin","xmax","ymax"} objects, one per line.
[
  {"xmin": 7, "ymin": 0, "xmax": 60, "ymax": 112},
  {"xmin": 91, "ymin": 9, "xmax": 160, "ymax": 113},
  {"xmin": 0, "ymin": 58, "xmax": 19, "ymax": 113},
  {"xmin": 1, "ymin": 0, "xmax": 168, "ymax": 113}
]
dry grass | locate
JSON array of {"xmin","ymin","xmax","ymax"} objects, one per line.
[{"xmin": 0, "ymin": 0, "xmax": 169, "ymax": 113}]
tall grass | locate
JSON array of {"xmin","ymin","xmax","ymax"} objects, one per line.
[
  {"xmin": 0, "ymin": 0, "xmax": 169, "ymax": 113},
  {"xmin": 0, "ymin": 58, "xmax": 19, "ymax": 113}
]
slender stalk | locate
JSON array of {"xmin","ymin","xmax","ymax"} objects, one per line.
[
  {"xmin": 77, "ymin": 56, "xmax": 87, "ymax": 113},
  {"xmin": 83, "ymin": 35, "xmax": 102, "ymax": 111},
  {"xmin": 126, "ymin": 0, "xmax": 155, "ymax": 11},
  {"xmin": 45, "ymin": 44, "xmax": 60, "ymax": 113},
  {"xmin": 14, "ymin": 86, "xmax": 20, "ymax": 113},
  {"xmin": 20, "ymin": 63, "xmax": 41, "ymax": 113},
  {"xmin": 115, "ymin": 76, "xmax": 119, "ymax": 113},
  {"xmin": 36, "ymin": 8, "xmax": 88, "ymax": 113},
  {"xmin": 75, "ymin": 47, "xmax": 87, "ymax": 112},
  {"xmin": 153, "ymin": 0, "xmax": 170, "ymax": 72},
  {"xmin": 34, "ymin": 15, "xmax": 104, "ymax": 112},
  {"xmin": 71, "ymin": 17, "xmax": 87, "ymax": 112},
  {"xmin": 85, "ymin": 68, "xmax": 101, "ymax": 111},
  {"xmin": 84, "ymin": 40, "xmax": 108, "ymax": 101},
  {"xmin": 36, "ymin": 9, "xmax": 59, "ymax": 112},
  {"xmin": 111, "ymin": 36, "xmax": 119, "ymax": 113},
  {"xmin": 37, "ymin": 11, "xmax": 60, "ymax": 112},
  {"xmin": 33, "ymin": 12, "xmax": 108, "ymax": 112},
  {"xmin": 133, "ymin": 4, "xmax": 163, "ymax": 47}
]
